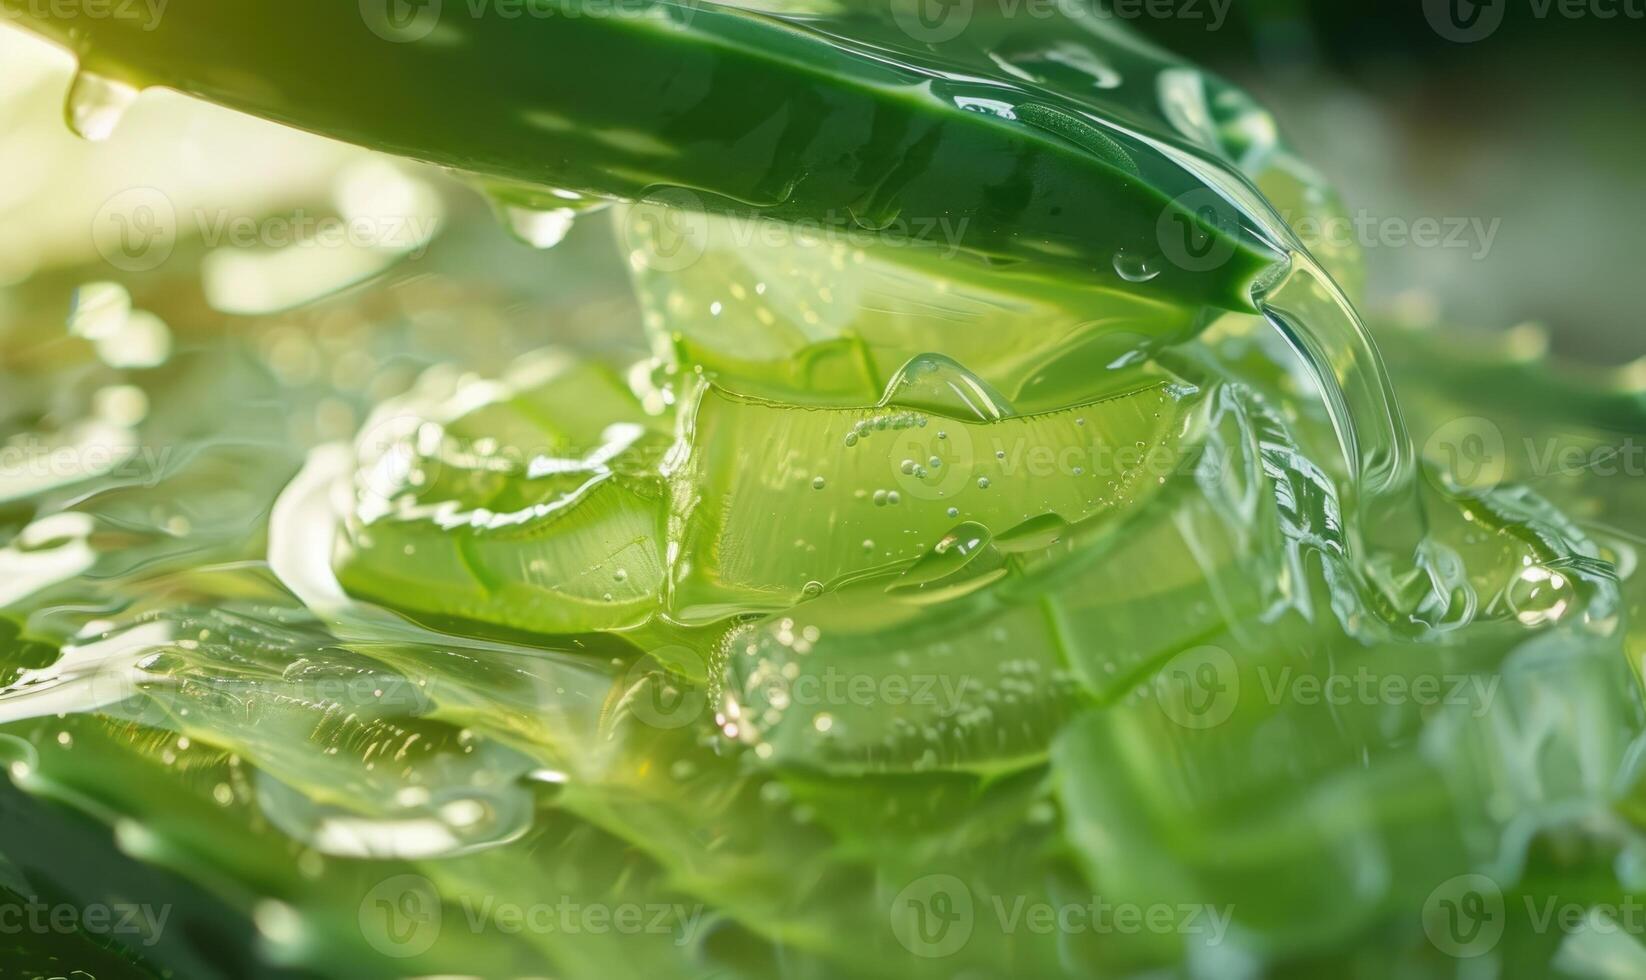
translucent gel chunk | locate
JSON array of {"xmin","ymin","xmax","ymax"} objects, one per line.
[{"xmin": 670, "ymin": 363, "xmax": 1199, "ymax": 620}]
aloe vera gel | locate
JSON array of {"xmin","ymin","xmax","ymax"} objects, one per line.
[{"xmin": 0, "ymin": 2, "xmax": 1643, "ymax": 978}]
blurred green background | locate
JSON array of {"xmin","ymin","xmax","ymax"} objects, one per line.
[{"xmin": 1134, "ymin": 0, "xmax": 1646, "ymax": 364}]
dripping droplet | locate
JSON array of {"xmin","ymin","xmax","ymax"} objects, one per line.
[
  {"xmin": 504, "ymin": 206, "xmax": 577, "ymax": 249},
  {"xmin": 883, "ymin": 354, "xmax": 1010, "ymax": 422},
  {"xmin": 1112, "ymin": 250, "xmax": 1160, "ymax": 283},
  {"xmin": 65, "ymin": 70, "xmax": 139, "ymax": 142}
]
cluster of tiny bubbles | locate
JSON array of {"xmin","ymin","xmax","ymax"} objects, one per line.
[{"xmin": 842, "ymin": 411, "xmax": 927, "ymax": 448}]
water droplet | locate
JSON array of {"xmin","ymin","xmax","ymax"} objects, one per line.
[
  {"xmin": 65, "ymin": 70, "xmax": 139, "ymax": 142},
  {"xmin": 1112, "ymin": 250, "xmax": 1160, "ymax": 283},
  {"xmin": 977, "ymin": 477, "xmax": 991, "ymax": 489},
  {"xmin": 1506, "ymin": 564, "xmax": 1573, "ymax": 627},
  {"xmin": 504, "ymin": 206, "xmax": 577, "ymax": 249},
  {"xmin": 811, "ymin": 476, "xmax": 826, "ymax": 490},
  {"xmin": 883, "ymin": 354, "xmax": 1011, "ymax": 422},
  {"xmin": 996, "ymin": 40, "xmax": 1123, "ymax": 91}
]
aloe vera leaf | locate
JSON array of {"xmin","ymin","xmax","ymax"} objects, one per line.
[
  {"xmin": 338, "ymin": 475, "xmax": 668, "ymax": 634},
  {"xmin": 1045, "ymin": 444, "xmax": 1641, "ymax": 961},
  {"xmin": 714, "ymin": 360, "xmax": 1633, "ymax": 787},
  {"xmin": 0, "ymin": 710, "xmax": 744, "ymax": 978},
  {"xmin": 1, "ymin": 602, "xmax": 760, "ymax": 977},
  {"xmin": 713, "ymin": 375, "xmax": 1335, "ymax": 777},
  {"xmin": 717, "ymin": 582, "xmax": 1088, "ymax": 775},
  {"xmin": 559, "ymin": 699, "xmax": 1086, "ymax": 978},
  {"xmin": 710, "ymin": 376, "xmax": 1262, "ymax": 776},
  {"xmin": 592, "ymin": 646, "xmax": 1251, "ymax": 977},
  {"xmin": 6, "ymin": 0, "xmax": 1276, "ymax": 308},
  {"xmin": 5, "ymin": 609, "xmax": 1071, "ymax": 979},
  {"xmin": 670, "ymin": 359, "xmax": 1200, "ymax": 621},
  {"xmin": 1057, "ymin": 614, "xmax": 1642, "ymax": 955},
  {"xmin": 334, "ymin": 355, "xmax": 673, "ymax": 635},
  {"xmin": 630, "ymin": 209, "xmax": 1201, "ymax": 408}
]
